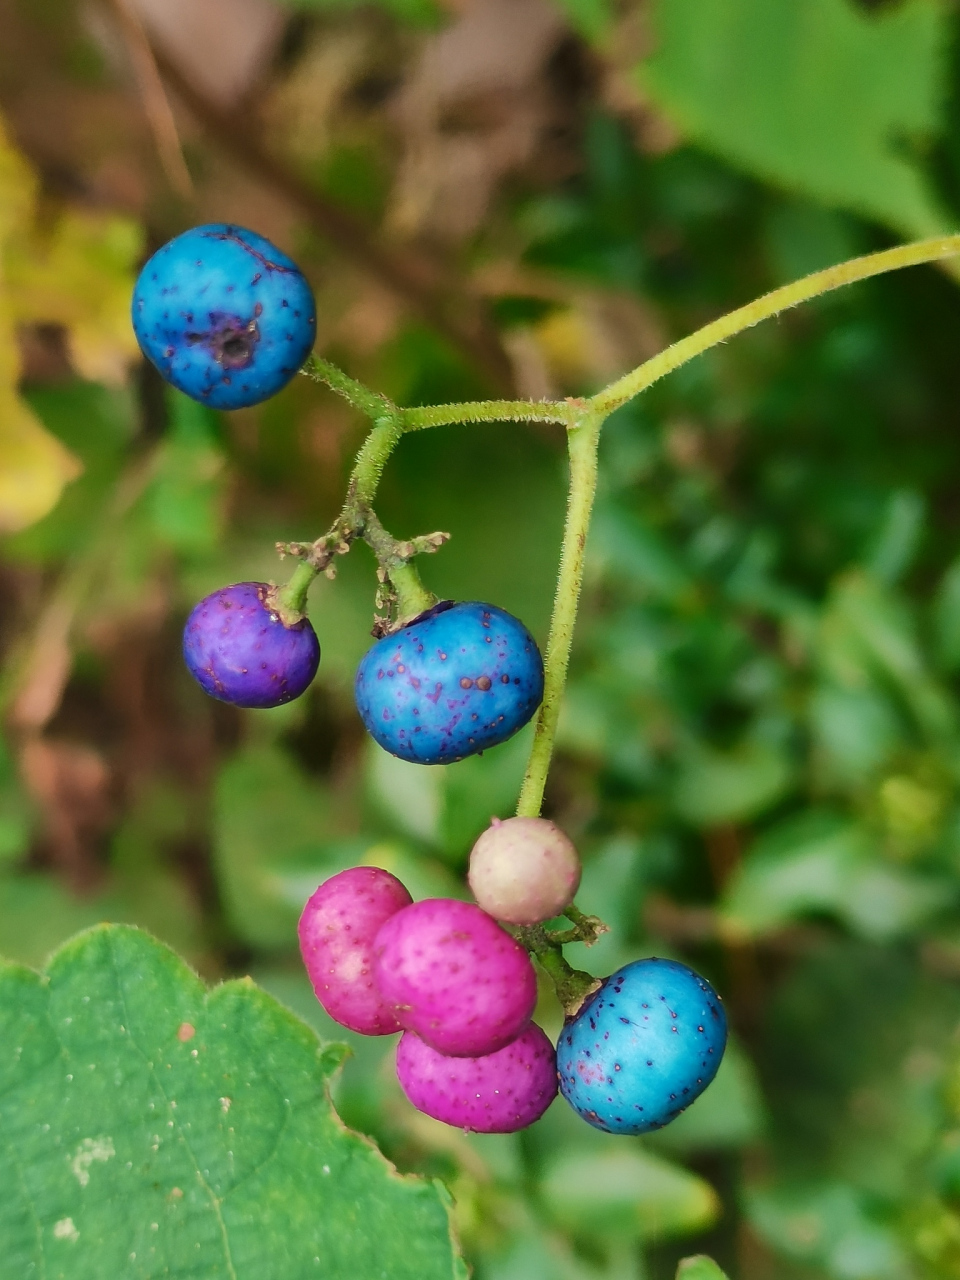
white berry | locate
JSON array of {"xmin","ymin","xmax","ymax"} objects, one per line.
[{"xmin": 467, "ymin": 816, "xmax": 581, "ymax": 925}]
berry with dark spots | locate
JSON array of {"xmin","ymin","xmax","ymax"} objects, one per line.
[
  {"xmin": 132, "ymin": 224, "xmax": 316, "ymax": 409},
  {"xmin": 396, "ymin": 1024, "xmax": 558, "ymax": 1132},
  {"xmin": 354, "ymin": 601, "xmax": 544, "ymax": 764},
  {"xmin": 182, "ymin": 581, "xmax": 320, "ymax": 708},
  {"xmin": 372, "ymin": 898, "xmax": 537, "ymax": 1057},
  {"xmin": 468, "ymin": 816, "xmax": 581, "ymax": 924},
  {"xmin": 558, "ymin": 958, "xmax": 727, "ymax": 1135},
  {"xmin": 299, "ymin": 867, "xmax": 412, "ymax": 1035}
]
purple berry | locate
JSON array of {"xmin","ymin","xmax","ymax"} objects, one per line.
[
  {"xmin": 183, "ymin": 582, "xmax": 320, "ymax": 708},
  {"xmin": 299, "ymin": 867, "xmax": 413, "ymax": 1035},
  {"xmin": 354, "ymin": 601, "xmax": 544, "ymax": 764},
  {"xmin": 468, "ymin": 816, "xmax": 581, "ymax": 925},
  {"xmin": 396, "ymin": 1024, "xmax": 558, "ymax": 1132},
  {"xmin": 132, "ymin": 224, "xmax": 316, "ymax": 410},
  {"xmin": 558, "ymin": 958, "xmax": 727, "ymax": 1135},
  {"xmin": 372, "ymin": 898, "xmax": 538, "ymax": 1057}
]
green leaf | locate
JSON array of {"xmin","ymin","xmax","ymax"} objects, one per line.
[
  {"xmin": 721, "ymin": 811, "xmax": 952, "ymax": 939},
  {"xmin": 148, "ymin": 391, "xmax": 225, "ymax": 557},
  {"xmin": 368, "ymin": 727, "xmax": 533, "ymax": 863},
  {"xmin": 0, "ymin": 925, "xmax": 465, "ymax": 1279},
  {"xmin": 638, "ymin": 0, "xmax": 950, "ymax": 238},
  {"xmin": 809, "ymin": 683, "xmax": 901, "ymax": 782},
  {"xmin": 863, "ymin": 490, "xmax": 925, "ymax": 586},
  {"xmin": 272, "ymin": 0, "xmax": 442, "ymax": 25},
  {"xmin": 213, "ymin": 745, "xmax": 334, "ymax": 950},
  {"xmin": 745, "ymin": 1181, "xmax": 907, "ymax": 1278},
  {"xmin": 0, "ymin": 733, "xmax": 29, "ymax": 865},
  {"xmin": 540, "ymin": 1148, "xmax": 719, "ymax": 1241},
  {"xmin": 552, "ymin": 0, "xmax": 614, "ymax": 43},
  {"xmin": 672, "ymin": 737, "xmax": 793, "ymax": 826},
  {"xmin": 819, "ymin": 571, "xmax": 956, "ymax": 744},
  {"xmin": 933, "ymin": 555, "xmax": 960, "ymax": 672},
  {"xmin": 676, "ymin": 1257, "xmax": 730, "ymax": 1280}
]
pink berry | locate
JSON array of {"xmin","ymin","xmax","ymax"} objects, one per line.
[
  {"xmin": 396, "ymin": 1024, "xmax": 558, "ymax": 1132},
  {"xmin": 467, "ymin": 816, "xmax": 581, "ymax": 925},
  {"xmin": 298, "ymin": 867, "xmax": 412, "ymax": 1035},
  {"xmin": 372, "ymin": 898, "xmax": 537, "ymax": 1056}
]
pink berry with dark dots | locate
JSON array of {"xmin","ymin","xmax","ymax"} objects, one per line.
[
  {"xmin": 468, "ymin": 816, "xmax": 581, "ymax": 925},
  {"xmin": 372, "ymin": 898, "xmax": 537, "ymax": 1057},
  {"xmin": 396, "ymin": 1024, "xmax": 558, "ymax": 1132},
  {"xmin": 298, "ymin": 867, "xmax": 413, "ymax": 1035}
]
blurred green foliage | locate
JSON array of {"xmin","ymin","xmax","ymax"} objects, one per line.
[{"xmin": 6, "ymin": 0, "xmax": 960, "ymax": 1275}]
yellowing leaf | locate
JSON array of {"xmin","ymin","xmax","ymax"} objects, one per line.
[
  {"xmin": 639, "ymin": 0, "xmax": 951, "ymax": 239},
  {"xmin": 0, "ymin": 118, "xmax": 35, "ymax": 246},
  {"xmin": 6, "ymin": 210, "xmax": 143, "ymax": 386},
  {"xmin": 0, "ymin": 113, "xmax": 89, "ymax": 532},
  {"xmin": 0, "ymin": 388, "xmax": 82, "ymax": 534}
]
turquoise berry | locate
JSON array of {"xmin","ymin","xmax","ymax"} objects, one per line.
[
  {"xmin": 558, "ymin": 958, "xmax": 727, "ymax": 1135},
  {"xmin": 354, "ymin": 601, "xmax": 544, "ymax": 764},
  {"xmin": 132, "ymin": 224, "xmax": 315, "ymax": 409}
]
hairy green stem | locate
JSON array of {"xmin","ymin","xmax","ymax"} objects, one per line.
[
  {"xmin": 352, "ymin": 418, "xmax": 406, "ymax": 505},
  {"xmin": 592, "ymin": 233, "xmax": 960, "ymax": 415},
  {"xmin": 516, "ymin": 412, "xmax": 603, "ymax": 817},
  {"xmin": 402, "ymin": 399, "xmax": 577, "ymax": 430},
  {"xmin": 289, "ymin": 233, "xmax": 960, "ymax": 800},
  {"xmin": 301, "ymin": 353, "xmax": 395, "ymax": 420}
]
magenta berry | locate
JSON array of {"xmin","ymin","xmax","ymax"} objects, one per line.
[
  {"xmin": 298, "ymin": 867, "xmax": 413, "ymax": 1035},
  {"xmin": 182, "ymin": 582, "xmax": 320, "ymax": 709},
  {"xmin": 396, "ymin": 1024, "xmax": 558, "ymax": 1132},
  {"xmin": 354, "ymin": 601, "xmax": 544, "ymax": 764},
  {"xmin": 132, "ymin": 224, "xmax": 316, "ymax": 410},
  {"xmin": 372, "ymin": 898, "xmax": 537, "ymax": 1057},
  {"xmin": 468, "ymin": 816, "xmax": 581, "ymax": 925}
]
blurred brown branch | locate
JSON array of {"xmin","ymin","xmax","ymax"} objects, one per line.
[
  {"xmin": 105, "ymin": 0, "xmax": 194, "ymax": 200},
  {"xmin": 148, "ymin": 36, "xmax": 515, "ymax": 393}
]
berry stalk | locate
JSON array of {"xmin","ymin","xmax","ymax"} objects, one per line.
[
  {"xmin": 591, "ymin": 232, "xmax": 960, "ymax": 416},
  {"xmin": 516, "ymin": 410, "xmax": 604, "ymax": 818}
]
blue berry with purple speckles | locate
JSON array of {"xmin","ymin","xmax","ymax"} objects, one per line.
[
  {"xmin": 132, "ymin": 224, "xmax": 316, "ymax": 410},
  {"xmin": 183, "ymin": 582, "xmax": 320, "ymax": 709},
  {"xmin": 558, "ymin": 957, "xmax": 727, "ymax": 1135},
  {"xmin": 355, "ymin": 601, "xmax": 544, "ymax": 764}
]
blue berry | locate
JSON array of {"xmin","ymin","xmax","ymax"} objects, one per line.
[
  {"xmin": 183, "ymin": 582, "xmax": 320, "ymax": 708},
  {"xmin": 558, "ymin": 958, "xmax": 727, "ymax": 1135},
  {"xmin": 132, "ymin": 224, "xmax": 316, "ymax": 409},
  {"xmin": 355, "ymin": 601, "xmax": 544, "ymax": 764}
]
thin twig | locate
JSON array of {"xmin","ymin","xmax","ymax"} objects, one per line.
[
  {"xmin": 148, "ymin": 38, "xmax": 514, "ymax": 392},
  {"xmin": 105, "ymin": 0, "xmax": 194, "ymax": 200}
]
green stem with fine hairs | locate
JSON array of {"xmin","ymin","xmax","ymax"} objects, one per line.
[
  {"xmin": 294, "ymin": 232, "xmax": 960, "ymax": 821},
  {"xmin": 592, "ymin": 233, "xmax": 960, "ymax": 415},
  {"xmin": 516, "ymin": 411, "xmax": 602, "ymax": 817}
]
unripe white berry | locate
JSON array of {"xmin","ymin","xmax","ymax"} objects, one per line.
[{"xmin": 467, "ymin": 816, "xmax": 581, "ymax": 925}]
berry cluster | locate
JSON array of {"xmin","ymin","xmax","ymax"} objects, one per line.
[
  {"xmin": 298, "ymin": 860, "xmax": 557, "ymax": 1134},
  {"xmin": 133, "ymin": 226, "xmax": 729, "ymax": 1137},
  {"xmin": 298, "ymin": 818, "xmax": 727, "ymax": 1135}
]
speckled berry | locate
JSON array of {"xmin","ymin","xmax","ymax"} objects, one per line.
[
  {"xmin": 354, "ymin": 601, "xmax": 544, "ymax": 765},
  {"xmin": 132, "ymin": 224, "xmax": 316, "ymax": 409},
  {"xmin": 299, "ymin": 867, "xmax": 413, "ymax": 1035},
  {"xmin": 183, "ymin": 581, "xmax": 320, "ymax": 708},
  {"xmin": 468, "ymin": 816, "xmax": 581, "ymax": 925},
  {"xmin": 558, "ymin": 958, "xmax": 726, "ymax": 1135},
  {"xmin": 372, "ymin": 898, "xmax": 537, "ymax": 1057},
  {"xmin": 396, "ymin": 1024, "xmax": 558, "ymax": 1133}
]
